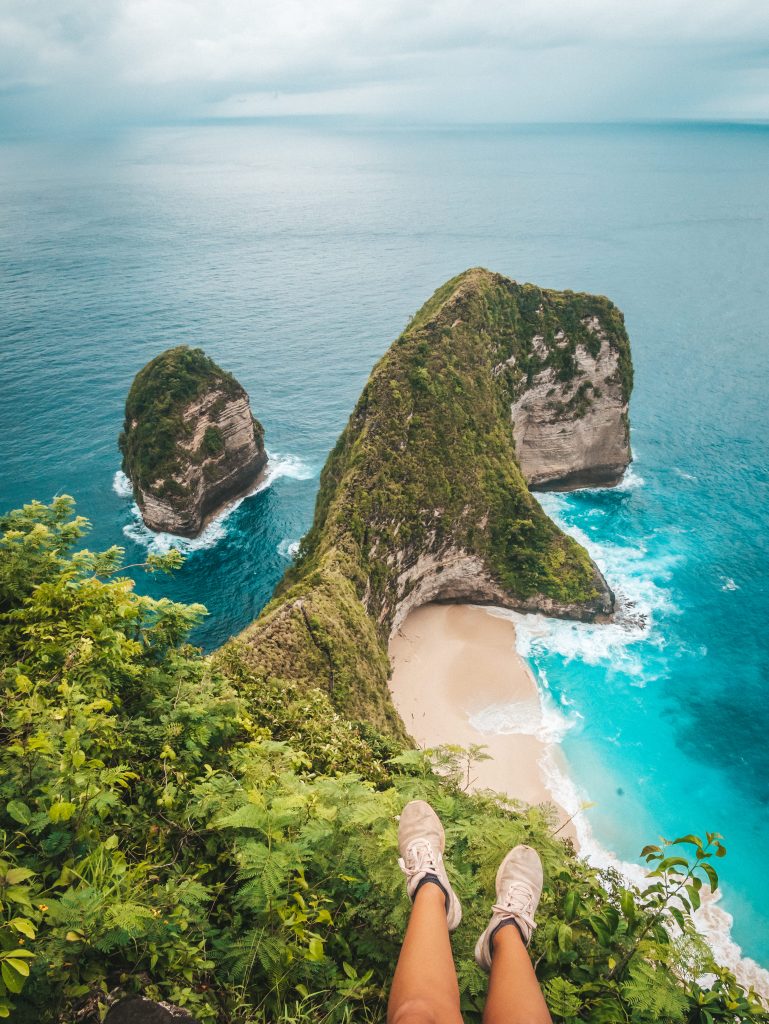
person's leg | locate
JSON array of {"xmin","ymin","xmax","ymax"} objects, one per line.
[
  {"xmin": 388, "ymin": 881, "xmax": 464, "ymax": 1024},
  {"xmin": 483, "ymin": 923, "xmax": 552, "ymax": 1024},
  {"xmin": 388, "ymin": 800, "xmax": 464, "ymax": 1024},
  {"xmin": 475, "ymin": 845, "xmax": 552, "ymax": 1024}
]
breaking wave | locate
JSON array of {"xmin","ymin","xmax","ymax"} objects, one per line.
[
  {"xmin": 115, "ymin": 452, "xmax": 315, "ymax": 554},
  {"xmin": 493, "ymin": 478, "xmax": 769, "ymax": 999}
]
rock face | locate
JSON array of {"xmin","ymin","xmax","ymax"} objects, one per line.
[
  {"xmin": 509, "ymin": 314, "xmax": 632, "ymax": 490},
  {"xmin": 389, "ymin": 546, "xmax": 613, "ymax": 635},
  {"xmin": 119, "ymin": 346, "xmax": 267, "ymax": 537}
]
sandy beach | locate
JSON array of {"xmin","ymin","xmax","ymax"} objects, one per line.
[{"xmin": 388, "ymin": 602, "xmax": 578, "ymax": 842}]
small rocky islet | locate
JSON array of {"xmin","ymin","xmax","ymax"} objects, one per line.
[{"xmin": 119, "ymin": 346, "xmax": 267, "ymax": 537}]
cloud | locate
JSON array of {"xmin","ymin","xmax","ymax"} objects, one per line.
[{"xmin": 1, "ymin": 0, "xmax": 768, "ymax": 125}]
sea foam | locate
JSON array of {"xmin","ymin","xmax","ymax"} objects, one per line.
[
  {"xmin": 510, "ymin": 480, "xmax": 769, "ymax": 999},
  {"xmin": 277, "ymin": 537, "xmax": 300, "ymax": 560},
  {"xmin": 112, "ymin": 470, "xmax": 133, "ymax": 498},
  {"xmin": 116, "ymin": 452, "xmax": 315, "ymax": 554},
  {"xmin": 537, "ymin": 742, "xmax": 769, "ymax": 998}
]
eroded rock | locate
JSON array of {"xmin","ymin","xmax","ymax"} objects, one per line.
[{"xmin": 119, "ymin": 346, "xmax": 267, "ymax": 537}]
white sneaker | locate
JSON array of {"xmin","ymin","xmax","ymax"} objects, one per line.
[
  {"xmin": 474, "ymin": 845, "xmax": 543, "ymax": 970},
  {"xmin": 397, "ymin": 800, "xmax": 462, "ymax": 931}
]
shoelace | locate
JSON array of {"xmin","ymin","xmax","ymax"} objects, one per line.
[
  {"xmin": 492, "ymin": 879, "xmax": 536, "ymax": 935},
  {"xmin": 398, "ymin": 838, "xmax": 440, "ymax": 879}
]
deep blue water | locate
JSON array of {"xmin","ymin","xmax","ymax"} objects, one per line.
[{"xmin": 1, "ymin": 121, "xmax": 768, "ymax": 967}]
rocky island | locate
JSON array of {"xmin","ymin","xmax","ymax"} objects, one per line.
[
  {"xmin": 119, "ymin": 346, "xmax": 267, "ymax": 537},
  {"xmin": 220, "ymin": 268, "xmax": 633, "ymax": 733}
]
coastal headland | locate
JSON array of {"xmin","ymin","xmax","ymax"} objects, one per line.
[{"xmin": 221, "ymin": 267, "xmax": 632, "ymax": 734}]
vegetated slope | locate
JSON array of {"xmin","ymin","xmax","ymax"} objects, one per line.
[
  {"xmin": 225, "ymin": 268, "xmax": 628, "ymax": 732},
  {"xmin": 1, "ymin": 498, "xmax": 764, "ymax": 1024},
  {"xmin": 119, "ymin": 346, "xmax": 267, "ymax": 537}
]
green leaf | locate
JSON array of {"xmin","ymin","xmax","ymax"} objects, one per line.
[
  {"xmin": 343, "ymin": 962, "xmax": 357, "ymax": 980},
  {"xmin": 700, "ymin": 862, "xmax": 719, "ymax": 892},
  {"xmin": 589, "ymin": 917, "xmax": 611, "ymax": 946},
  {"xmin": 620, "ymin": 889, "xmax": 636, "ymax": 922},
  {"xmin": 307, "ymin": 936, "xmax": 324, "ymax": 961},
  {"xmin": 673, "ymin": 834, "xmax": 702, "ymax": 847},
  {"xmin": 0, "ymin": 964, "xmax": 23, "ymax": 994},
  {"xmin": 657, "ymin": 856, "xmax": 689, "ymax": 873},
  {"xmin": 9, "ymin": 920, "xmax": 35, "ymax": 940},
  {"xmin": 640, "ymin": 844, "xmax": 661, "ymax": 857},
  {"xmin": 48, "ymin": 802, "xmax": 76, "ymax": 823},
  {"xmin": 2, "ymin": 961, "xmax": 29, "ymax": 978},
  {"xmin": 669, "ymin": 906, "xmax": 686, "ymax": 932},
  {"xmin": 557, "ymin": 923, "xmax": 572, "ymax": 952},
  {"xmin": 563, "ymin": 889, "xmax": 578, "ymax": 921},
  {"xmin": 4, "ymin": 868, "xmax": 34, "ymax": 885},
  {"xmin": 5, "ymin": 801, "xmax": 31, "ymax": 826}
]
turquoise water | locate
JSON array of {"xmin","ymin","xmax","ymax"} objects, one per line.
[{"xmin": 2, "ymin": 122, "xmax": 768, "ymax": 967}]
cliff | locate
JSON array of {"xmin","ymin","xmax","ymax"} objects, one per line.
[
  {"xmin": 508, "ymin": 309, "xmax": 632, "ymax": 490},
  {"xmin": 218, "ymin": 269, "xmax": 632, "ymax": 733},
  {"xmin": 119, "ymin": 346, "xmax": 267, "ymax": 537}
]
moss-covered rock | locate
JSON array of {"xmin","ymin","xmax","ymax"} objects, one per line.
[
  {"xmin": 220, "ymin": 269, "xmax": 632, "ymax": 734},
  {"xmin": 119, "ymin": 346, "xmax": 267, "ymax": 537}
]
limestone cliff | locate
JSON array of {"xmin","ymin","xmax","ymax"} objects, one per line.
[
  {"xmin": 119, "ymin": 346, "xmax": 267, "ymax": 537},
  {"xmin": 220, "ymin": 269, "xmax": 633, "ymax": 733},
  {"xmin": 507, "ymin": 312, "xmax": 632, "ymax": 490}
]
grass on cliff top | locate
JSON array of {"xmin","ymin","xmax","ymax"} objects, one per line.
[{"xmin": 118, "ymin": 345, "xmax": 245, "ymax": 491}]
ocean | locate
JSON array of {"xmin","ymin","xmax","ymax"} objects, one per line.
[{"xmin": 1, "ymin": 120, "xmax": 768, "ymax": 970}]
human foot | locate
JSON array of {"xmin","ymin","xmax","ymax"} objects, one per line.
[
  {"xmin": 397, "ymin": 800, "xmax": 462, "ymax": 930},
  {"xmin": 475, "ymin": 844, "xmax": 543, "ymax": 970}
]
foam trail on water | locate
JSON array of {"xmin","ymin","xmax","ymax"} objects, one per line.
[
  {"xmin": 117, "ymin": 452, "xmax": 315, "ymax": 554},
  {"xmin": 112, "ymin": 470, "xmax": 133, "ymax": 498},
  {"xmin": 489, "ymin": 480, "xmax": 769, "ymax": 999},
  {"xmin": 537, "ymin": 744, "xmax": 769, "ymax": 998},
  {"xmin": 577, "ymin": 463, "xmax": 645, "ymax": 494},
  {"xmin": 277, "ymin": 538, "xmax": 300, "ymax": 560},
  {"xmin": 470, "ymin": 667, "xmax": 580, "ymax": 744}
]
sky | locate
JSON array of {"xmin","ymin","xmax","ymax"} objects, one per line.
[{"xmin": 1, "ymin": 0, "xmax": 769, "ymax": 128}]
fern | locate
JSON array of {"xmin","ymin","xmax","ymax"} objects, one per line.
[{"xmin": 543, "ymin": 976, "xmax": 582, "ymax": 1020}]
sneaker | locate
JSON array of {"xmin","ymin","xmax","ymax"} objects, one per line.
[
  {"xmin": 397, "ymin": 800, "xmax": 462, "ymax": 931},
  {"xmin": 474, "ymin": 845, "xmax": 543, "ymax": 970}
]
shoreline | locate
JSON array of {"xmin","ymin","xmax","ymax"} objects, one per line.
[
  {"xmin": 388, "ymin": 601, "xmax": 769, "ymax": 1001},
  {"xmin": 388, "ymin": 602, "xmax": 579, "ymax": 843}
]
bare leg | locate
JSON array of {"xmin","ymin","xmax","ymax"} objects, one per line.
[
  {"xmin": 388, "ymin": 882, "xmax": 464, "ymax": 1024},
  {"xmin": 483, "ymin": 925, "xmax": 552, "ymax": 1024}
]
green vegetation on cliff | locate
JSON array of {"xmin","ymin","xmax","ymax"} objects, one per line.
[
  {"xmin": 119, "ymin": 346, "xmax": 245, "ymax": 493},
  {"xmin": 0, "ymin": 498, "xmax": 765, "ymax": 1023},
  {"xmin": 231, "ymin": 269, "xmax": 622, "ymax": 733}
]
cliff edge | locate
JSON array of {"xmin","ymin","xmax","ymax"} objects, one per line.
[
  {"xmin": 219, "ymin": 269, "xmax": 632, "ymax": 733},
  {"xmin": 506, "ymin": 293, "xmax": 632, "ymax": 490},
  {"xmin": 119, "ymin": 346, "xmax": 267, "ymax": 537}
]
